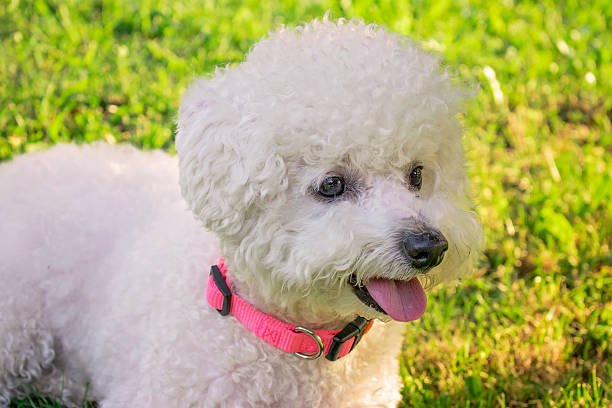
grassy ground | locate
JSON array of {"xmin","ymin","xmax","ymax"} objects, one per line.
[{"xmin": 2, "ymin": 0, "xmax": 610, "ymax": 407}]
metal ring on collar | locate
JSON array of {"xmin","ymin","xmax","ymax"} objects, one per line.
[{"xmin": 293, "ymin": 326, "xmax": 324, "ymax": 360}]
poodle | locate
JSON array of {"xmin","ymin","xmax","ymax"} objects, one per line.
[{"xmin": 0, "ymin": 18, "xmax": 482, "ymax": 407}]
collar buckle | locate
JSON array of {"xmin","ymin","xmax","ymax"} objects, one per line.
[
  {"xmin": 325, "ymin": 317, "xmax": 372, "ymax": 361},
  {"xmin": 210, "ymin": 265, "xmax": 232, "ymax": 316}
]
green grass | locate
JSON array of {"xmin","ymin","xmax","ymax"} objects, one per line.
[{"xmin": 2, "ymin": 0, "xmax": 610, "ymax": 406}]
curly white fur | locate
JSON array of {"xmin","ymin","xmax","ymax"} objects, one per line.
[{"xmin": 0, "ymin": 18, "xmax": 481, "ymax": 407}]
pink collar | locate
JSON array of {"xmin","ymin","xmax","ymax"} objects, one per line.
[{"xmin": 206, "ymin": 259, "xmax": 373, "ymax": 361}]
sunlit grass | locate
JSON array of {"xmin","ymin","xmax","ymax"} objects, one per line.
[{"xmin": 2, "ymin": 0, "xmax": 609, "ymax": 407}]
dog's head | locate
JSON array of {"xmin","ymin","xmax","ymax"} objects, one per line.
[{"xmin": 177, "ymin": 19, "xmax": 482, "ymax": 327}]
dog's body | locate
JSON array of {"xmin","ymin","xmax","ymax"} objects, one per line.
[
  {"xmin": 0, "ymin": 144, "xmax": 404, "ymax": 407},
  {"xmin": 0, "ymin": 19, "xmax": 481, "ymax": 407}
]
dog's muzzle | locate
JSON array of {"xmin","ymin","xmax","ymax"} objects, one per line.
[{"xmin": 348, "ymin": 224, "xmax": 447, "ymax": 319}]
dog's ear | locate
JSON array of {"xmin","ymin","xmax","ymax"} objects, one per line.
[{"xmin": 176, "ymin": 78, "xmax": 288, "ymax": 238}]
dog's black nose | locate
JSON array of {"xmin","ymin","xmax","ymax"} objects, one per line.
[{"xmin": 401, "ymin": 229, "xmax": 448, "ymax": 270}]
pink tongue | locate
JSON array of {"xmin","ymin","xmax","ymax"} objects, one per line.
[{"xmin": 365, "ymin": 278, "xmax": 427, "ymax": 322}]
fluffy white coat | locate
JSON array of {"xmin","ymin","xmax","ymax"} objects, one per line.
[{"xmin": 0, "ymin": 19, "xmax": 481, "ymax": 407}]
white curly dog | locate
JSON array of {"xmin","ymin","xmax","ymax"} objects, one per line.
[{"xmin": 0, "ymin": 18, "xmax": 482, "ymax": 407}]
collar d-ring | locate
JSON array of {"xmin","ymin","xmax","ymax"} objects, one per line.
[{"xmin": 293, "ymin": 326, "xmax": 324, "ymax": 360}]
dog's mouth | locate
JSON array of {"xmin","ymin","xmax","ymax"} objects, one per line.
[{"xmin": 349, "ymin": 274, "xmax": 427, "ymax": 322}]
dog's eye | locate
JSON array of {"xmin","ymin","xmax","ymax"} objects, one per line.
[
  {"xmin": 408, "ymin": 166, "xmax": 423, "ymax": 190},
  {"xmin": 318, "ymin": 176, "xmax": 345, "ymax": 198}
]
